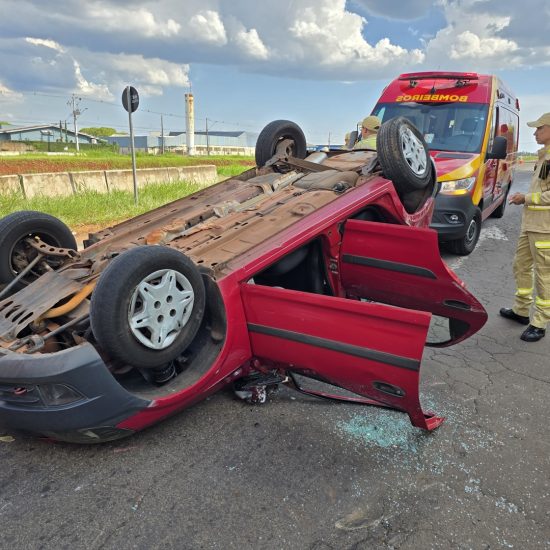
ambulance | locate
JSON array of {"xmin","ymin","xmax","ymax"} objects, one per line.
[{"xmin": 372, "ymin": 72, "xmax": 519, "ymax": 254}]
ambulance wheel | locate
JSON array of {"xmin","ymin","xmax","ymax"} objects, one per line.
[
  {"xmin": 255, "ymin": 120, "xmax": 307, "ymax": 167},
  {"xmin": 0, "ymin": 210, "xmax": 77, "ymax": 291},
  {"xmin": 377, "ymin": 117, "xmax": 432, "ymax": 193},
  {"xmin": 447, "ymin": 209, "xmax": 481, "ymax": 255},
  {"xmin": 90, "ymin": 246, "xmax": 206, "ymax": 369}
]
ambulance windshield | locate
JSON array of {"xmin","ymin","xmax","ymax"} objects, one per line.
[{"xmin": 373, "ymin": 102, "xmax": 489, "ymax": 153}]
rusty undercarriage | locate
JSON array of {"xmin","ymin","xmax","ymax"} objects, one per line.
[{"xmin": 0, "ymin": 149, "xmax": 381, "ymax": 355}]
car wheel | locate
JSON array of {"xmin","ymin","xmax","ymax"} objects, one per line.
[
  {"xmin": 491, "ymin": 186, "xmax": 509, "ymax": 218},
  {"xmin": 255, "ymin": 120, "xmax": 307, "ymax": 167},
  {"xmin": 90, "ymin": 246, "xmax": 206, "ymax": 369},
  {"xmin": 377, "ymin": 117, "xmax": 432, "ymax": 194},
  {"xmin": 447, "ymin": 209, "xmax": 481, "ymax": 255},
  {"xmin": 0, "ymin": 210, "xmax": 77, "ymax": 290}
]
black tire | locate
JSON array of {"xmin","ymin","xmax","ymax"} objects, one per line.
[
  {"xmin": 446, "ymin": 209, "xmax": 481, "ymax": 255},
  {"xmin": 90, "ymin": 246, "xmax": 206, "ymax": 369},
  {"xmin": 0, "ymin": 210, "xmax": 77, "ymax": 289},
  {"xmin": 491, "ymin": 185, "xmax": 510, "ymax": 218},
  {"xmin": 377, "ymin": 117, "xmax": 432, "ymax": 194},
  {"xmin": 399, "ymin": 162, "xmax": 438, "ymax": 214},
  {"xmin": 255, "ymin": 120, "xmax": 307, "ymax": 167}
]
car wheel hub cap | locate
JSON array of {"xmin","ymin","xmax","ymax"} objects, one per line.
[
  {"xmin": 466, "ymin": 219, "xmax": 477, "ymax": 242},
  {"xmin": 400, "ymin": 127, "xmax": 427, "ymax": 176},
  {"xmin": 128, "ymin": 269, "xmax": 194, "ymax": 350}
]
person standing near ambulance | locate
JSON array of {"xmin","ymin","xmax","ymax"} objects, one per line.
[
  {"xmin": 353, "ymin": 116, "xmax": 381, "ymax": 150},
  {"xmin": 500, "ymin": 113, "xmax": 550, "ymax": 342}
]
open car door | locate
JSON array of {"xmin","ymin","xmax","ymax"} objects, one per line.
[
  {"xmin": 241, "ymin": 283, "xmax": 444, "ymax": 431},
  {"xmin": 339, "ymin": 219, "xmax": 487, "ymax": 346}
]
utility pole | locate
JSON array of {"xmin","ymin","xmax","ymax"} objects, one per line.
[
  {"xmin": 206, "ymin": 117, "xmax": 210, "ymax": 156},
  {"xmin": 67, "ymin": 94, "xmax": 86, "ymax": 152},
  {"xmin": 161, "ymin": 115, "xmax": 165, "ymax": 155}
]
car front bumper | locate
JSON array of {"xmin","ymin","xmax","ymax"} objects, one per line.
[
  {"xmin": 430, "ymin": 193, "xmax": 477, "ymax": 241},
  {"xmin": 0, "ymin": 343, "xmax": 149, "ymax": 443}
]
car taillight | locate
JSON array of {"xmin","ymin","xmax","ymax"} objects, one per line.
[{"xmin": 38, "ymin": 383, "xmax": 84, "ymax": 406}]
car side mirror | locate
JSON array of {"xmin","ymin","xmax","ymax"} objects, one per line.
[
  {"xmin": 347, "ymin": 130, "xmax": 358, "ymax": 149},
  {"xmin": 486, "ymin": 135, "xmax": 507, "ymax": 160}
]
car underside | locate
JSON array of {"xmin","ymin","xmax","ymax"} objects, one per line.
[{"xmin": 0, "ymin": 118, "xmax": 487, "ymax": 443}]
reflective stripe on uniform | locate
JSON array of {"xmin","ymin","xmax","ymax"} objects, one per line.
[
  {"xmin": 535, "ymin": 296, "xmax": 550, "ymax": 308},
  {"xmin": 532, "ymin": 192, "xmax": 542, "ymax": 205},
  {"xmin": 515, "ymin": 287, "xmax": 533, "ymax": 297},
  {"xmin": 527, "ymin": 205, "xmax": 550, "ymax": 210},
  {"xmin": 535, "ymin": 241, "xmax": 550, "ymax": 249}
]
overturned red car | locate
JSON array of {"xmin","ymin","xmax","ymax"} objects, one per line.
[{"xmin": 0, "ymin": 117, "xmax": 487, "ymax": 443}]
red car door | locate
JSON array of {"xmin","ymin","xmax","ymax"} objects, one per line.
[
  {"xmin": 241, "ymin": 283, "xmax": 441, "ymax": 431},
  {"xmin": 339, "ymin": 219, "xmax": 487, "ymax": 345}
]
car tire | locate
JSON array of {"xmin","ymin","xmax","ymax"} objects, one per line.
[
  {"xmin": 0, "ymin": 210, "xmax": 77, "ymax": 290},
  {"xmin": 377, "ymin": 117, "xmax": 432, "ymax": 194},
  {"xmin": 491, "ymin": 185, "xmax": 509, "ymax": 218},
  {"xmin": 255, "ymin": 120, "xmax": 307, "ymax": 167},
  {"xmin": 399, "ymin": 169, "xmax": 438, "ymax": 214},
  {"xmin": 447, "ymin": 209, "xmax": 482, "ymax": 255},
  {"xmin": 90, "ymin": 246, "xmax": 206, "ymax": 369}
]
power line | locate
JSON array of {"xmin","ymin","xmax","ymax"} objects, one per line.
[{"xmin": 2, "ymin": 88, "xmax": 260, "ymax": 130}]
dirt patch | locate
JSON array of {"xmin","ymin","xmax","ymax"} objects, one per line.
[{"xmin": 0, "ymin": 157, "xmax": 255, "ymax": 176}]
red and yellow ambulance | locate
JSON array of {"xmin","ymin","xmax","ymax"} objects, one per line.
[{"xmin": 372, "ymin": 72, "xmax": 519, "ymax": 254}]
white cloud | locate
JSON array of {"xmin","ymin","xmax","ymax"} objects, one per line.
[
  {"xmin": 352, "ymin": 0, "xmax": 434, "ymax": 20},
  {"xmin": 73, "ymin": 60, "xmax": 113, "ymax": 100},
  {"xmin": 0, "ymin": 0, "xmax": 427, "ymax": 87},
  {"xmin": 187, "ymin": 10, "xmax": 227, "ymax": 45},
  {"xmin": 0, "ymin": 0, "xmax": 548, "ymax": 94},
  {"xmin": 25, "ymin": 37, "xmax": 66, "ymax": 53},
  {"xmin": 233, "ymin": 28, "xmax": 269, "ymax": 60},
  {"xmin": 284, "ymin": 0, "xmax": 424, "ymax": 76},
  {"xmin": 423, "ymin": 4, "xmax": 522, "ymax": 70},
  {"xmin": 85, "ymin": 5, "xmax": 181, "ymax": 38},
  {"xmin": 0, "ymin": 82, "xmax": 23, "ymax": 102}
]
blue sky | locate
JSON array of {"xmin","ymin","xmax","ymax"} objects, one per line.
[{"xmin": 0, "ymin": 0, "xmax": 548, "ymax": 151}]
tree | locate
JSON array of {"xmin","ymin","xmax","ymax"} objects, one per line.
[{"xmin": 80, "ymin": 127, "xmax": 117, "ymax": 137}]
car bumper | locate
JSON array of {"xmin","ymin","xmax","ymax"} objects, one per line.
[
  {"xmin": 0, "ymin": 343, "xmax": 149, "ymax": 443},
  {"xmin": 429, "ymin": 193, "xmax": 477, "ymax": 241}
]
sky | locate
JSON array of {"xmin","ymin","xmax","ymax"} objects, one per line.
[{"xmin": 0, "ymin": 0, "xmax": 549, "ymax": 151}]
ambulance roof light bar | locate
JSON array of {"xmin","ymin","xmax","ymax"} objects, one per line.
[{"xmin": 398, "ymin": 72, "xmax": 479, "ymax": 88}]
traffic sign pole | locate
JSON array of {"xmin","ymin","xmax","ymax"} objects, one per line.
[{"xmin": 126, "ymin": 86, "xmax": 138, "ymax": 205}]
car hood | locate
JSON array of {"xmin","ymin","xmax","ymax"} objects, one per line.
[{"xmin": 430, "ymin": 151, "xmax": 481, "ymax": 182}]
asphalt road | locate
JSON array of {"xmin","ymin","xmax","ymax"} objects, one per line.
[{"xmin": 1, "ymin": 163, "xmax": 548, "ymax": 550}]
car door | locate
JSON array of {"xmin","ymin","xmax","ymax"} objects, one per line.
[
  {"xmin": 241, "ymin": 282, "xmax": 443, "ymax": 431},
  {"xmin": 483, "ymin": 105, "xmax": 500, "ymax": 205},
  {"xmin": 339, "ymin": 219, "xmax": 487, "ymax": 345}
]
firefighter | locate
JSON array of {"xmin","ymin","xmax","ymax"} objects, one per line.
[
  {"xmin": 500, "ymin": 112, "xmax": 550, "ymax": 342},
  {"xmin": 353, "ymin": 115, "xmax": 381, "ymax": 150},
  {"xmin": 342, "ymin": 132, "xmax": 351, "ymax": 150}
]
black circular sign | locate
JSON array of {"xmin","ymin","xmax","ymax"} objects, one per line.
[{"xmin": 122, "ymin": 86, "xmax": 139, "ymax": 113}]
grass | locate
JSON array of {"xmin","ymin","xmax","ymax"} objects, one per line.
[
  {"xmin": 0, "ymin": 180, "xmax": 208, "ymax": 229},
  {"xmin": 0, "ymin": 153, "xmax": 253, "ymax": 230}
]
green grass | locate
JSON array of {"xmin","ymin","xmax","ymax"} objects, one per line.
[
  {"xmin": 0, "ymin": 180, "xmax": 205, "ymax": 228},
  {"xmin": 0, "ymin": 155, "xmax": 253, "ymax": 229}
]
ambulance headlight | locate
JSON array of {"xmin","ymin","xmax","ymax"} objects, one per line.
[{"xmin": 439, "ymin": 177, "xmax": 476, "ymax": 195}]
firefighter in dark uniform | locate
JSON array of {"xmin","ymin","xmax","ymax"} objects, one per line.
[{"xmin": 500, "ymin": 112, "xmax": 550, "ymax": 342}]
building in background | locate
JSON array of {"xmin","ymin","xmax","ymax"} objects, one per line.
[
  {"xmin": 106, "ymin": 130, "xmax": 258, "ymax": 155},
  {"xmin": 0, "ymin": 124, "xmax": 98, "ymax": 146}
]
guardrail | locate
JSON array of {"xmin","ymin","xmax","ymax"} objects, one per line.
[{"xmin": 0, "ymin": 165, "xmax": 218, "ymax": 198}]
